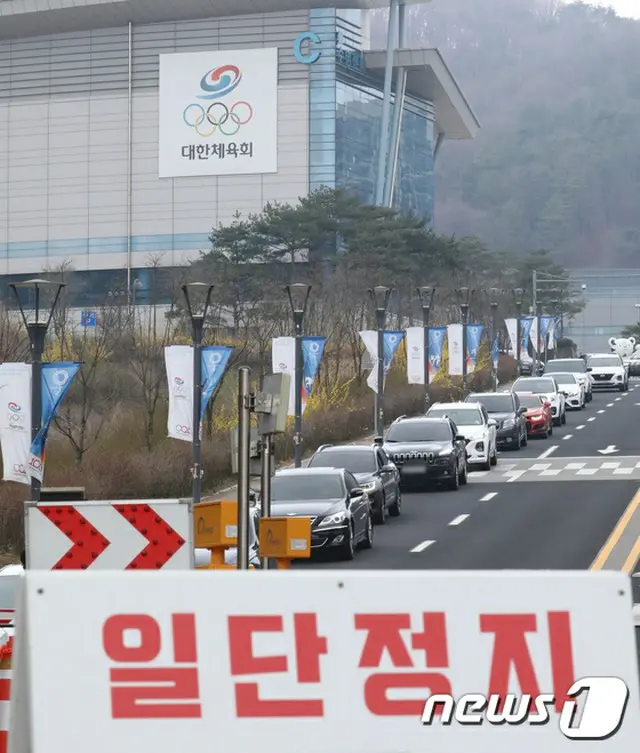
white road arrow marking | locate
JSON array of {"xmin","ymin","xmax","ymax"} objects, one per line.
[{"xmin": 598, "ymin": 445, "xmax": 619, "ymax": 455}]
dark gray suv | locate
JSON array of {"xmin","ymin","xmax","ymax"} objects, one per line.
[{"xmin": 465, "ymin": 392, "xmax": 528, "ymax": 451}]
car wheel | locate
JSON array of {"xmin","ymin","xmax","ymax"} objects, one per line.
[
  {"xmin": 514, "ymin": 432, "xmax": 522, "ymax": 451},
  {"xmin": 553, "ymin": 417, "xmax": 561, "ymax": 427},
  {"xmin": 490, "ymin": 447, "xmax": 498, "ymax": 465},
  {"xmin": 373, "ymin": 494, "xmax": 386, "ymax": 525},
  {"xmin": 619, "ymin": 384, "xmax": 625, "ymax": 392},
  {"xmin": 447, "ymin": 463, "xmax": 460, "ymax": 490},
  {"xmin": 339, "ymin": 525, "xmax": 355, "ymax": 561},
  {"xmin": 549, "ymin": 422, "xmax": 553, "ymax": 435},
  {"xmin": 482, "ymin": 454, "xmax": 492, "ymax": 471},
  {"xmin": 459, "ymin": 460, "xmax": 468, "ymax": 485},
  {"xmin": 521, "ymin": 428, "xmax": 528, "ymax": 446},
  {"xmin": 388, "ymin": 488, "xmax": 402, "ymax": 517},
  {"xmin": 561, "ymin": 411, "xmax": 566, "ymax": 425},
  {"xmin": 360, "ymin": 515, "xmax": 374, "ymax": 549}
]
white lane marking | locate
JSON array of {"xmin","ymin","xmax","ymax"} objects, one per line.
[
  {"xmin": 607, "ymin": 403, "xmax": 614, "ymax": 407},
  {"xmin": 410, "ymin": 540, "xmax": 435, "ymax": 553},
  {"xmin": 449, "ymin": 514, "xmax": 469, "ymax": 526},
  {"xmin": 600, "ymin": 462, "xmax": 621, "ymax": 469},
  {"xmin": 576, "ymin": 425, "xmax": 585, "ymax": 430},
  {"xmin": 597, "ymin": 410, "xmax": 605, "ymax": 414},
  {"xmin": 537, "ymin": 445, "xmax": 558, "ymax": 459},
  {"xmin": 587, "ymin": 417, "xmax": 596, "ymax": 422},
  {"xmin": 576, "ymin": 468, "xmax": 597, "ymax": 475},
  {"xmin": 539, "ymin": 469, "xmax": 561, "ymax": 476},
  {"xmin": 565, "ymin": 462, "xmax": 586, "ymax": 469},
  {"xmin": 530, "ymin": 463, "xmax": 551, "ymax": 471},
  {"xmin": 499, "ymin": 463, "xmax": 516, "ymax": 471},
  {"xmin": 479, "ymin": 492, "xmax": 497, "ymax": 501},
  {"xmin": 615, "ymin": 397, "xmax": 622, "ymax": 402},
  {"xmin": 506, "ymin": 470, "xmax": 527, "ymax": 483},
  {"xmin": 473, "ymin": 471, "xmax": 489, "ymax": 477},
  {"xmin": 563, "ymin": 434, "xmax": 573, "ymax": 440},
  {"xmin": 613, "ymin": 468, "xmax": 633, "ymax": 475}
]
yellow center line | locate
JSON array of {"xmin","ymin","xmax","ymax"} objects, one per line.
[
  {"xmin": 621, "ymin": 536, "xmax": 640, "ymax": 574},
  {"xmin": 590, "ymin": 489, "xmax": 640, "ymax": 570}
]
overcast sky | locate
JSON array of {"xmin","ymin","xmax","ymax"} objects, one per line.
[{"xmin": 563, "ymin": 0, "xmax": 640, "ymax": 19}]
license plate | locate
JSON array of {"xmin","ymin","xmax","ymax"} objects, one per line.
[{"xmin": 402, "ymin": 465, "xmax": 425, "ymax": 474}]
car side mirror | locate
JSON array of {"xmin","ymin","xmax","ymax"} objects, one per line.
[
  {"xmin": 560, "ymin": 390, "xmax": 568, "ymax": 396},
  {"xmin": 488, "ymin": 418, "xmax": 497, "ymax": 427},
  {"xmin": 350, "ymin": 488, "xmax": 363, "ymax": 498},
  {"xmin": 382, "ymin": 463, "xmax": 395, "ymax": 472},
  {"xmin": 543, "ymin": 401, "xmax": 551, "ymax": 408},
  {"xmin": 518, "ymin": 406, "xmax": 527, "ymax": 415},
  {"xmin": 587, "ymin": 367, "xmax": 592, "ymax": 372},
  {"xmin": 455, "ymin": 434, "xmax": 466, "ymax": 442}
]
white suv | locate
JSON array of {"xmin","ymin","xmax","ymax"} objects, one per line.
[
  {"xmin": 543, "ymin": 358, "xmax": 593, "ymax": 402},
  {"xmin": 511, "ymin": 376, "xmax": 567, "ymax": 426},
  {"xmin": 426, "ymin": 402, "xmax": 497, "ymax": 471},
  {"xmin": 587, "ymin": 353, "xmax": 628, "ymax": 392}
]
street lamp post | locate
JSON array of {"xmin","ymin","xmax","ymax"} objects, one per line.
[
  {"xmin": 182, "ymin": 282, "xmax": 214, "ymax": 505},
  {"xmin": 456, "ymin": 287, "xmax": 473, "ymax": 398},
  {"xmin": 10, "ymin": 279, "xmax": 65, "ymax": 502},
  {"xmin": 417, "ymin": 286, "xmax": 436, "ymax": 411},
  {"xmin": 489, "ymin": 288, "xmax": 500, "ymax": 392},
  {"xmin": 369, "ymin": 286, "xmax": 392, "ymax": 437},
  {"xmin": 513, "ymin": 288, "xmax": 524, "ymax": 377},
  {"xmin": 286, "ymin": 283, "xmax": 311, "ymax": 468}
]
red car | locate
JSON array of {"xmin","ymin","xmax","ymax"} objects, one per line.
[{"xmin": 516, "ymin": 393, "xmax": 553, "ymax": 438}]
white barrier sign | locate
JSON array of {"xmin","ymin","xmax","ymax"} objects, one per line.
[{"xmin": 9, "ymin": 571, "xmax": 640, "ymax": 753}]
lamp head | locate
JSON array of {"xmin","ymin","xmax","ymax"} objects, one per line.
[
  {"xmin": 10, "ymin": 278, "xmax": 65, "ymax": 331},
  {"xmin": 286, "ymin": 282, "xmax": 311, "ymax": 315},
  {"xmin": 182, "ymin": 282, "xmax": 214, "ymax": 321},
  {"xmin": 416, "ymin": 286, "xmax": 436, "ymax": 310},
  {"xmin": 369, "ymin": 285, "xmax": 392, "ymax": 312},
  {"xmin": 513, "ymin": 287, "xmax": 524, "ymax": 307}
]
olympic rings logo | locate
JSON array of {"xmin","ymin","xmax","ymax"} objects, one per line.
[
  {"xmin": 183, "ymin": 100, "xmax": 253, "ymax": 138},
  {"xmin": 28, "ymin": 457, "xmax": 42, "ymax": 471},
  {"xmin": 12, "ymin": 464, "xmax": 25, "ymax": 474},
  {"xmin": 8, "ymin": 413, "xmax": 24, "ymax": 423},
  {"xmin": 176, "ymin": 425, "xmax": 191, "ymax": 435}
]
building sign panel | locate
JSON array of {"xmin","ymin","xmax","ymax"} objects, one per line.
[{"xmin": 158, "ymin": 48, "xmax": 278, "ymax": 178}]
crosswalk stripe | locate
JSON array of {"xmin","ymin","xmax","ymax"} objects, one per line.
[
  {"xmin": 576, "ymin": 468, "xmax": 598, "ymax": 475},
  {"xmin": 613, "ymin": 468, "xmax": 633, "ymax": 475},
  {"xmin": 600, "ymin": 462, "xmax": 621, "ymax": 469},
  {"xmin": 530, "ymin": 463, "xmax": 551, "ymax": 471},
  {"xmin": 566, "ymin": 462, "xmax": 586, "ymax": 469},
  {"xmin": 539, "ymin": 469, "xmax": 561, "ymax": 476}
]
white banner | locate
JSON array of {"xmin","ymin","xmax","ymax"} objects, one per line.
[
  {"xmin": 272, "ymin": 337, "xmax": 296, "ymax": 418},
  {"xmin": 548, "ymin": 319, "xmax": 557, "ymax": 350},
  {"xmin": 530, "ymin": 317, "xmax": 539, "ymax": 353},
  {"xmin": 359, "ymin": 330, "xmax": 379, "ymax": 392},
  {"xmin": 0, "ymin": 363, "xmax": 31, "ymax": 486},
  {"xmin": 165, "ymin": 346, "xmax": 195, "ymax": 442},
  {"xmin": 405, "ymin": 327, "xmax": 424, "ymax": 384},
  {"xmin": 11, "ymin": 570, "xmax": 640, "ymax": 753},
  {"xmin": 505, "ymin": 318, "xmax": 518, "ymax": 354},
  {"xmin": 158, "ymin": 49, "xmax": 278, "ymax": 178},
  {"xmin": 447, "ymin": 323, "xmax": 463, "ymax": 376}
]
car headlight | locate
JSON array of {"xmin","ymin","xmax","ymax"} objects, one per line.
[
  {"xmin": 439, "ymin": 448, "xmax": 453, "ymax": 456},
  {"xmin": 360, "ymin": 481, "xmax": 377, "ymax": 492},
  {"xmin": 503, "ymin": 418, "xmax": 514, "ymax": 428},
  {"xmin": 318, "ymin": 512, "xmax": 348, "ymax": 527}
]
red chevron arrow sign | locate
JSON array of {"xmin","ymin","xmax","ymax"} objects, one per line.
[{"xmin": 27, "ymin": 500, "xmax": 192, "ymax": 570}]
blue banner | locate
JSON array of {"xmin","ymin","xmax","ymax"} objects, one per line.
[
  {"xmin": 383, "ymin": 331, "xmax": 404, "ymax": 387},
  {"xmin": 302, "ymin": 336, "xmax": 326, "ymax": 411},
  {"xmin": 27, "ymin": 362, "xmax": 81, "ymax": 480},
  {"xmin": 520, "ymin": 317, "xmax": 533, "ymax": 353},
  {"xmin": 492, "ymin": 335, "xmax": 499, "ymax": 372},
  {"xmin": 466, "ymin": 323, "xmax": 484, "ymax": 371},
  {"xmin": 428, "ymin": 327, "xmax": 447, "ymax": 383},
  {"xmin": 539, "ymin": 315, "xmax": 554, "ymax": 348},
  {"xmin": 201, "ymin": 346, "xmax": 233, "ymax": 421}
]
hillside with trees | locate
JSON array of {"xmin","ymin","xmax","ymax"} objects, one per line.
[{"xmin": 373, "ymin": 0, "xmax": 640, "ymax": 268}]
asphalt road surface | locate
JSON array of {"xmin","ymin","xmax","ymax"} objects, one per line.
[{"xmin": 300, "ymin": 381, "xmax": 640, "ymax": 583}]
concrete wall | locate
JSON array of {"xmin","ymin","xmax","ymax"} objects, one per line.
[{"xmin": 0, "ymin": 12, "xmax": 311, "ymax": 275}]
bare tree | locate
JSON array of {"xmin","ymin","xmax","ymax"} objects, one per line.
[{"xmin": 54, "ymin": 304, "xmax": 131, "ymax": 464}]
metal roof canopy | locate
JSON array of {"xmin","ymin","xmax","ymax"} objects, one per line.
[
  {"xmin": 364, "ymin": 48, "xmax": 480, "ymax": 141},
  {"xmin": 0, "ymin": 0, "xmax": 433, "ymax": 40}
]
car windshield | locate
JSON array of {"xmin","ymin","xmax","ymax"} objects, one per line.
[
  {"xmin": 428, "ymin": 408, "xmax": 483, "ymax": 426},
  {"xmin": 308, "ymin": 449, "xmax": 375, "ymax": 473},
  {"xmin": 517, "ymin": 394, "xmax": 544, "ymax": 408},
  {"xmin": 385, "ymin": 421, "xmax": 451, "ymax": 442},
  {"xmin": 545, "ymin": 360, "xmax": 586, "ymax": 374},
  {"xmin": 552, "ymin": 373, "xmax": 576, "ymax": 384},
  {"xmin": 589, "ymin": 356, "xmax": 621, "ymax": 367},
  {"xmin": 513, "ymin": 378, "xmax": 555, "ymax": 394},
  {"xmin": 271, "ymin": 474, "xmax": 344, "ymax": 501},
  {"xmin": 467, "ymin": 394, "xmax": 513, "ymax": 413}
]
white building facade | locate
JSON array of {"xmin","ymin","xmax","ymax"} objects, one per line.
[{"xmin": 0, "ymin": 0, "xmax": 478, "ymax": 305}]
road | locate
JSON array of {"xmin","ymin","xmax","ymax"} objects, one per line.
[{"xmin": 301, "ymin": 382, "xmax": 640, "ymax": 579}]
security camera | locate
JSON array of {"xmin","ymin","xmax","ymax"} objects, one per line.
[{"xmin": 581, "ymin": 284, "xmax": 587, "ymax": 291}]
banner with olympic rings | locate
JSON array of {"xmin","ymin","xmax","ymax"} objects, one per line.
[
  {"xmin": 158, "ymin": 48, "xmax": 278, "ymax": 178},
  {"xmin": 0, "ymin": 363, "xmax": 31, "ymax": 486}
]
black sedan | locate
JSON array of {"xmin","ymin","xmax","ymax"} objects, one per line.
[
  {"xmin": 382, "ymin": 416, "xmax": 467, "ymax": 490},
  {"xmin": 270, "ymin": 468, "xmax": 374, "ymax": 560},
  {"xmin": 307, "ymin": 443, "xmax": 401, "ymax": 524},
  {"xmin": 466, "ymin": 391, "xmax": 528, "ymax": 450}
]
